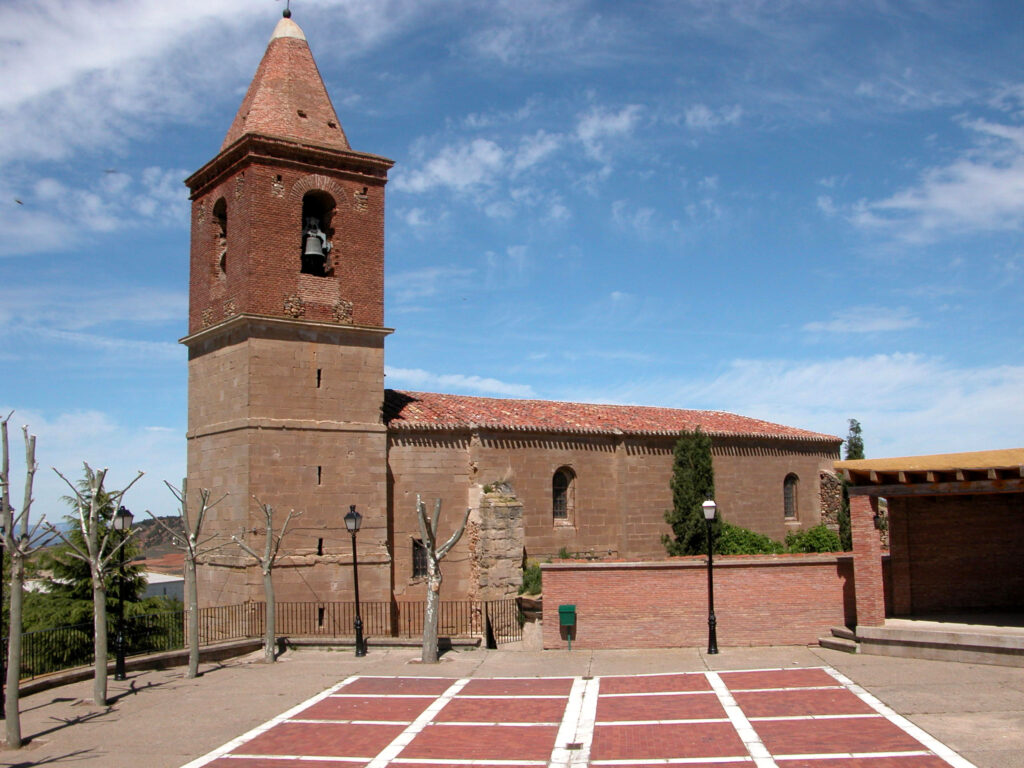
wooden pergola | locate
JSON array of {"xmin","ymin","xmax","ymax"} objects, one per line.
[{"xmin": 835, "ymin": 448, "xmax": 1024, "ymax": 626}]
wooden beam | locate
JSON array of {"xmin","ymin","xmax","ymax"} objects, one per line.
[{"xmin": 847, "ymin": 477, "xmax": 1024, "ymax": 497}]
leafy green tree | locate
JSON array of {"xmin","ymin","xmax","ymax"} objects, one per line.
[
  {"xmin": 844, "ymin": 419, "xmax": 865, "ymax": 460},
  {"xmin": 716, "ymin": 523, "xmax": 784, "ymax": 554},
  {"xmin": 663, "ymin": 429, "xmax": 719, "ymax": 555},
  {"xmin": 837, "ymin": 418, "xmax": 864, "ymax": 551}
]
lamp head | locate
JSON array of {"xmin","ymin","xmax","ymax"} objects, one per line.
[
  {"xmin": 701, "ymin": 499, "xmax": 717, "ymax": 521},
  {"xmin": 113, "ymin": 505, "xmax": 134, "ymax": 532},
  {"xmin": 344, "ymin": 504, "xmax": 362, "ymax": 533}
]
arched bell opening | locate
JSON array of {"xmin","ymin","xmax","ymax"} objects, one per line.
[
  {"xmin": 300, "ymin": 191, "xmax": 336, "ymax": 277},
  {"xmin": 212, "ymin": 197, "xmax": 227, "ymax": 277}
]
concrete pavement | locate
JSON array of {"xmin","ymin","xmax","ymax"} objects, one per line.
[{"xmin": 0, "ymin": 644, "xmax": 1021, "ymax": 767}]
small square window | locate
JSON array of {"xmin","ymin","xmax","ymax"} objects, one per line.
[{"xmin": 412, "ymin": 538, "xmax": 428, "ymax": 578}]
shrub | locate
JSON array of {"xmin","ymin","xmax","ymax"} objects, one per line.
[
  {"xmin": 519, "ymin": 561, "xmax": 542, "ymax": 595},
  {"xmin": 785, "ymin": 524, "xmax": 842, "ymax": 553},
  {"xmin": 715, "ymin": 523, "xmax": 785, "ymax": 555}
]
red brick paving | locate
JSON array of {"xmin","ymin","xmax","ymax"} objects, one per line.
[
  {"xmin": 341, "ymin": 676, "xmax": 453, "ymax": 695},
  {"xmin": 458, "ymin": 677, "xmax": 574, "ymax": 696},
  {"xmin": 399, "ymin": 723, "xmax": 559, "ymax": 761},
  {"xmin": 719, "ymin": 667, "xmax": 838, "ymax": 690},
  {"xmin": 299, "ymin": 694, "xmax": 432, "ymax": 721},
  {"xmin": 435, "ymin": 696, "xmax": 567, "ymax": 723},
  {"xmin": 600, "ymin": 673, "xmax": 713, "ymax": 693},
  {"xmin": 735, "ymin": 687, "xmax": 877, "ymax": 717},
  {"xmin": 757, "ymin": 716, "xmax": 924, "ymax": 755},
  {"xmin": 597, "ymin": 691, "xmax": 726, "ymax": 721},
  {"xmin": 240, "ymin": 721, "xmax": 404, "ymax": 756},
  {"xmin": 192, "ymin": 670, "xmax": 962, "ymax": 768},
  {"xmin": 591, "ymin": 721, "xmax": 747, "ymax": 760}
]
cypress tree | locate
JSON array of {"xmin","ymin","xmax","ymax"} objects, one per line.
[{"xmin": 663, "ymin": 428, "xmax": 720, "ymax": 555}]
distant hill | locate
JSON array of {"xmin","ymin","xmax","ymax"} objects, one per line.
[{"xmin": 132, "ymin": 516, "xmax": 185, "ymax": 558}]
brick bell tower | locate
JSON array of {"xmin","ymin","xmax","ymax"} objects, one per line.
[{"xmin": 182, "ymin": 12, "xmax": 394, "ymax": 608}]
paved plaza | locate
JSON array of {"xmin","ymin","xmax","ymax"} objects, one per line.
[{"xmin": 1, "ymin": 645, "xmax": 1022, "ymax": 768}]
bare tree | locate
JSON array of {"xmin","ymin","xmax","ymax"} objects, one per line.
[
  {"xmin": 147, "ymin": 479, "xmax": 227, "ymax": 678},
  {"xmin": 232, "ymin": 500, "xmax": 301, "ymax": 663},
  {"xmin": 1, "ymin": 415, "xmax": 47, "ymax": 748},
  {"xmin": 47, "ymin": 464, "xmax": 143, "ymax": 705},
  {"xmin": 416, "ymin": 495, "xmax": 470, "ymax": 664}
]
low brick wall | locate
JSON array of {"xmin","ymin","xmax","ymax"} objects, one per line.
[{"xmin": 542, "ymin": 554, "xmax": 856, "ymax": 649}]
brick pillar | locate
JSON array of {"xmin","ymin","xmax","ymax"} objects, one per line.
[
  {"xmin": 850, "ymin": 494, "xmax": 885, "ymax": 627},
  {"xmin": 887, "ymin": 497, "xmax": 912, "ymax": 615}
]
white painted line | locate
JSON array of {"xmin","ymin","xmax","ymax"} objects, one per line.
[
  {"xmin": 429, "ymin": 721, "xmax": 561, "ymax": 727},
  {"xmin": 287, "ymin": 718, "xmax": 413, "ymax": 725},
  {"xmin": 595, "ymin": 718, "xmax": 730, "ymax": 726},
  {"xmin": 824, "ymin": 667, "xmax": 978, "ymax": 768},
  {"xmin": 772, "ymin": 750, "xmax": 933, "ymax": 760},
  {"xmin": 549, "ymin": 675, "xmax": 599, "ymax": 767},
  {"xmin": 728, "ymin": 686, "xmax": 843, "ymax": 693},
  {"xmin": 221, "ymin": 755, "xmax": 367, "ymax": 763},
  {"xmin": 600, "ymin": 690, "xmax": 717, "ymax": 698},
  {"xmin": 364, "ymin": 677, "xmax": 469, "ymax": 768},
  {"xmin": 454, "ymin": 694, "xmax": 569, "ymax": 699},
  {"xmin": 590, "ymin": 761, "xmax": 750, "ymax": 766},
  {"xmin": 330, "ymin": 693, "xmax": 438, "ymax": 699},
  {"xmin": 179, "ymin": 676, "xmax": 359, "ymax": 768},
  {"xmin": 747, "ymin": 713, "xmax": 881, "ymax": 722},
  {"xmin": 706, "ymin": 671, "xmax": 778, "ymax": 768},
  {"xmin": 388, "ymin": 760, "xmax": 546, "ymax": 766}
]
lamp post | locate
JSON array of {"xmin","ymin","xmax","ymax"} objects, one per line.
[
  {"xmin": 702, "ymin": 499, "xmax": 719, "ymax": 655},
  {"xmin": 112, "ymin": 505, "xmax": 134, "ymax": 680},
  {"xmin": 343, "ymin": 505, "xmax": 366, "ymax": 657},
  {"xmin": 1, "ymin": 522, "xmax": 5, "ymax": 711}
]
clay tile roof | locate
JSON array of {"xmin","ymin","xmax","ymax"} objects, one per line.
[
  {"xmin": 222, "ymin": 16, "xmax": 350, "ymax": 152},
  {"xmin": 384, "ymin": 390, "xmax": 839, "ymax": 442}
]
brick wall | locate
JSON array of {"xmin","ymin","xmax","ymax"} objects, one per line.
[
  {"xmin": 541, "ymin": 555, "xmax": 856, "ymax": 649},
  {"xmin": 888, "ymin": 493, "xmax": 1024, "ymax": 614}
]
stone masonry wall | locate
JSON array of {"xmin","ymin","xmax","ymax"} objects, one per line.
[{"xmin": 469, "ymin": 488, "xmax": 525, "ymax": 601}]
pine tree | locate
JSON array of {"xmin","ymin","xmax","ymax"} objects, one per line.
[
  {"xmin": 844, "ymin": 419, "xmax": 865, "ymax": 460},
  {"xmin": 663, "ymin": 429, "xmax": 720, "ymax": 555}
]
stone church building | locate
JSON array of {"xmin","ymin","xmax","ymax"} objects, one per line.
[{"xmin": 184, "ymin": 14, "xmax": 841, "ymax": 610}]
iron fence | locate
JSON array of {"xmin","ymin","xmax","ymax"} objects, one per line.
[{"xmin": 13, "ymin": 598, "xmax": 524, "ymax": 680}]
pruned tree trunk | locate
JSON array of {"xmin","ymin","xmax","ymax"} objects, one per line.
[
  {"xmin": 2, "ymin": 417, "xmax": 46, "ymax": 749},
  {"xmin": 232, "ymin": 500, "xmax": 300, "ymax": 664},
  {"xmin": 91, "ymin": 577, "xmax": 108, "ymax": 706},
  {"xmin": 416, "ymin": 496, "xmax": 470, "ymax": 664},
  {"xmin": 153, "ymin": 480, "xmax": 227, "ymax": 678}
]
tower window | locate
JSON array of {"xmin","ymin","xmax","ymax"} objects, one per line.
[
  {"xmin": 301, "ymin": 191, "xmax": 335, "ymax": 277},
  {"xmin": 316, "ymin": 368, "xmax": 322, "ymax": 388},
  {"xmin": 552, "ymin": 467, "xmax": 575, "ymax": 522},
  {"xmin": 317, "ymin": 538, "xmax": 324, "ymax": 556},
  {"xmin": 784, "ymin": 473, "xmax": 799, "ymax": 519},
  {"xmin": 412, "ymin": 538, "xmax": 428, "ymax": 578},
  {"xmin": 317, "ymin": 465, "xmax": 322, "ymax": 485},
  {"xmin": 212, "ymin": 197, "xmax": 227, "ymax": 275}
]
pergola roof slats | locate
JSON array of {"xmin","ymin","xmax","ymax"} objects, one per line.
[{"xmin": 836, "ymin": 447, "xmax": 1024, "ymax": 497}]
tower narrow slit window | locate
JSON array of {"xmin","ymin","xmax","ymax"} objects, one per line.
[{"xmin": 212, "ymin": 197, "xmax": 227, "ymax": 275}]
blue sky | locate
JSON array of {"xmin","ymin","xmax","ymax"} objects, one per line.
[{"xmin": 2, "ymin": 0, "xmax": 1022, "ymax": 521}]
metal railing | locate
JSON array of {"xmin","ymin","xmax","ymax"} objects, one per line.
[{"xmin": 14, "ymin": 598, "xmax": 524, "ymax": 680}]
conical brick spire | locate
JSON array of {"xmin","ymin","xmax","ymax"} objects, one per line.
[{"xmin": 222, "ymin": 15, "xmax": 350, "ymax": 151}]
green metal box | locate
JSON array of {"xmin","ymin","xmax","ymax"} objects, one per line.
[{"xmin": 558, "ymin": 604, "xmax": 577, "ymax": 626}]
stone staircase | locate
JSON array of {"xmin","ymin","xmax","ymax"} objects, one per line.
[{"xmin": 818, "ymin": 625, "xmax": 859, "ymax": 654}]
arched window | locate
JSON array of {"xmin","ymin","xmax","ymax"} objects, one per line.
[
  {"xmin": 552, "ymin": 467, "xmax": 575, "ymax": 523},
  {"xmin": 212, "ymin": 197, "xmax": 227, "ymax": 275},
  {"xmin": 784, "ymin": 473, "xmax": 799, "ymax": 519},
  {"xmin": 300, "ymin": 191, "xmax": 336, "ymax": 277}
]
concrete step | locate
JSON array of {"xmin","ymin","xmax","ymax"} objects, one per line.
[
  {"xmin": 818, "ymin": 635, "xmax": 859, "ymax": 654},
  {"xmin": 856, "ymin": 624, "xmax": 1024, "ymax": 667},
  {"xmin": 831, "ymin": 626, "xmax": 857, "ymax": 641}
]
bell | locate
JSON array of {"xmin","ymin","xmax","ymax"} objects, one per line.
[{"xmin": 304, "ymin": 232, "xmax": 324, "ymax": 257}]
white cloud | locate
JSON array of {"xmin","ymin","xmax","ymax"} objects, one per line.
[
  {"xmin": 817, "ymin": 195, "xmax": 837, "ymax": 216},
  {"xmin": 385, "ymin": 366, "xmax": 535, "ymax": 397},
  {"xmin": 853, "ymin": 116, "xmax": 1024, "ymax": 243},
  {"xmin": 0, "ymin": 407, "xmax": 184, "ymax": 525},
  {"xmin": 684, "ymin": 103, "xmax": 742, "ymax": 131},
  {"xmin": 576, "ymin": 104, "xmax": 643, "ymax": 162},
  {"xmin": 387, "ymin": 266, "xmax": 476, "ymax": 303},
  {"xmin": 612, "ymin": 200, "xmax": 657, "ymax": 237},
  {"xmin": 0, "ymin": 284, "xmax": 186, "ymax": 332},
  {"xmin": 803, "ymin": 306, "xmax": 923, "ymax": 334},
  {"xmin": 513, "ymin": 130, "xmax": 563, "ymax": 173},
  {"xmin": 393, "ymin": 139, "xmax": 506, "ymax": 193}
]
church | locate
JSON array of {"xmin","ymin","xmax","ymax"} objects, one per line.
[{"xmin": 183, "ymin": 12, "xmax": 841, "ymax": 610}]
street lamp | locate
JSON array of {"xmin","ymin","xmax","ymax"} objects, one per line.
[
  {"xmin": 702, "ymin": 499, "xmax": 719, "ymax": 655},
  {"xmin": 112, "ymin": 505, "xmax": 134, "ymax": 680},
  {"xmin": 343, "ymin": 505, "xmax": 366, "ymax": 657},
  {"xmin": 1, "ymin": 521, "xmax": 5, "ymax": 710}
]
